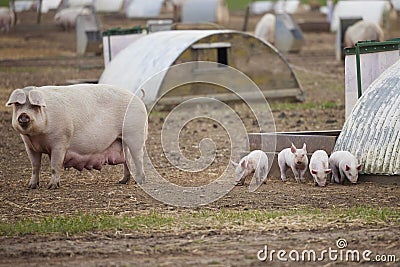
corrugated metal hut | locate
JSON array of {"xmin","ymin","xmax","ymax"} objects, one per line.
[
  {"xmin": 98, "ymin": 30, "xmax": 305, "ymax": 106},
  {"xmin": 334, "ymin": 58, "xmax": 400, "ymax": 176}
]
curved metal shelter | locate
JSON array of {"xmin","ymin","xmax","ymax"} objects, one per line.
[
  {"xmin": 99, "ymin": 30, "xmax": 304, "ymax": 106},
  {"xmin": 334, "ymin": 59, "xmax": 400, "ymax": 175}
]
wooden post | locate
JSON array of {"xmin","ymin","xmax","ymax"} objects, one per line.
[
  {"xmin": 37, "ymin": 0, "xmax": 43, "ymax": 24},
  {"xmin": 242, "ymin": 4, "xmax": 250, "ymax": 32},
  {"xmin": 10, "ymin": 0, "xmax": 17, "ymax": 26}
]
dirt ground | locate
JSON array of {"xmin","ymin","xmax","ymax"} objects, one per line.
[{"xmin": 0, "ymin": 9, "xmax": 399, "ymax": 267}]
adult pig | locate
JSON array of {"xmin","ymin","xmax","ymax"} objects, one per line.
[{"xmin": 6, "ymin": 84, "xmax": 148, "ymax": 189}]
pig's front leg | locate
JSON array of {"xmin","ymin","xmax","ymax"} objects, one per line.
[
  {"xmin": 48, "ymin": 146, "xmax": 66, "ymax": 189},
  {"xmin": 291, "ymin": 166, "xmax": 301, "ymax": 182},
  {"xmin": 339, "ymin": 168, "xmax": 346, "ymax": 185},
  {"xmin": 299, "ymin": 168, "xmax": 307, "ymax": 183},
  {"xmin": 26, "ymin": 147, "xmax": 42, "ymax": 189},
  {"xmin": 330, "ymin": 165, "xmax": 340, "ymax": 184}
]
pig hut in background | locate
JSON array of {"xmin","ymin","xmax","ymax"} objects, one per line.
[{"xmin": 99, "ymin": 30, "xmax": 305, "ymax": 108}]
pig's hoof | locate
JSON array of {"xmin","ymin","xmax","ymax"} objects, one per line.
[
  {"xmin": 27, "ymin": 182, "xmax": 39, "ymax": 189},
  {"xmin": 118, "ymin": 178, "xmax": 129, "ymax": 184},
  {"xmin": 47, "ymin": 182, "xmax": 60, "ymax": 189}
]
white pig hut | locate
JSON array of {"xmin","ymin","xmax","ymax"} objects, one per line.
[{"xmin": 99, "ymin": 30, "xmax": 305, "ymax": 107}]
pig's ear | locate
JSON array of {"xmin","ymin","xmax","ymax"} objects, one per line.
[
  {"xmin": 325, "ymin": 169, "xmax": 332, "ymax": 174},
  {"xmin": 290, "ymin": 143, "xmax": 296, "ymax": 153},
  {"xmin": 230, "ymin": 160, "xmax": 238, "ymax": 167},
  {"xmin": 345, "ymin": 165, "xmax": 350, "ymax": 171},
  {"xmin": 6, "ymin": 89, "xmax": 26, "ymax": 106},
  {"xmin": 302, "ymin": 143, "xmax": 307, "ymax": 152},
  {"xmin": 240, "ymin": 159, "xmax": 247, "ymax": 169},
  {"xmin": 28, "ymin": 90, "xmax": 46, "ymax": 107},
  {"xmin": 311, "ymin": 169, "xmax": 317, "ymax": 175},
  {"xmin": 356, "ymin": 164, "xmax": 362, "ymax": 170}
]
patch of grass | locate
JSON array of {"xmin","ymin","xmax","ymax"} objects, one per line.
[
  {"xmin": 225, "ymin": 0, "xmax": 255, "ymax": 11},
  {"xmin": 0, "ymin": 0, "xmax": 9, "ymax": 7},
  {"xmin": 225, "ymin": 0, "xmax": 329, "ymax": 11},
  {"xmin": 270, "ymin": 101, "xmax": 318, "ymax": 110},
  {"xmin": 270, "ymin": 101, "xmax": 339, "ymax": 111},
  {"xmin": 0, "ymin": 66, "xmax": 63, "ymax": 73},
  {"xmin": 0, "ymin": 206, "xmax": 398, "ymax": 236},
  {"xmin": 0, "ymin": 212, "xmax": 175, "ymax": 236},
  {"xmin": 320, "ymin": 101, "xmax": 338, "ymax": 109}
]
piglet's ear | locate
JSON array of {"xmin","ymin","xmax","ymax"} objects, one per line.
[
  {"xmin": 29, "ymin": 90, "xmax": 46, "ymax": 107},
  {"xmin": 240, "ymin": 159, "xmax": 247, "ymax": 169},
  {"xmin": 6, "ymin": 89, "xmax": 26, "ymax": 106},
  {"xmin": 230, "ymin": 160, "xmax": 238, "ymax": 167},
  {"xmin": 302, "ymin": 143, "xmax": 307, "ymax": 152},
  {"xmin": 356, "ymin": 164, "xmax": 362, "ymax": 171},
  {"xmin": 290, "ymin": 143, "xmax": 296, "ymax": 153}
]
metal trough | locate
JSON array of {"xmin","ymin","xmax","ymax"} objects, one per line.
[
  {"xmin": 248, "ymin": 130, "xmax": 398, "ymax": 184},
  {"xmin": 249, "ymin": 131, "xmax": 340, "ymax": 181}
]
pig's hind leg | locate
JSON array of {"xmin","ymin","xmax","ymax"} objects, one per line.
[
  {"xmin": 278, "ymin": 156, "xmax": 288, "ymax": 182},
  {"xmin": 123, "ymin": 140, "xmax": 145, "ymax": 185}
]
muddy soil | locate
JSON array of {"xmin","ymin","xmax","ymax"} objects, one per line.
[{"xmin": 0, "ymin": 9, "xmax": 399, "ymax": 267}]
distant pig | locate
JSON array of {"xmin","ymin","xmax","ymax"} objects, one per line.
[
  {"xmin": 231, "ymin": 150, "xmax": 269, "ymax": 185},
  {"xmin": 309, "ymin": 150, "xmax": 331, "ymax": 187},
  {"xmin": 54, "ymin": 7, "xmax": 92, "ymax": 30},
  {"xmin": 254, "ymin": 13, "xmax": 276, "ymax": 44},
  {"xmin": 278, "ymin": 143, "xmax": 308, "ymax": 183},
  {"xmin": 6, "ymin": 84, "xmax": 148, "ymax": 189},
  {"xmin": 344, "ymin": 20, "xmax": 384, "ymax": 47},
  {"xmin": 0, "ymin": 7, "xmax": 14, "ymax": 32},
  {"xmin": 329, "ymin": 151, "xmax": 362, "ymax": 184}
]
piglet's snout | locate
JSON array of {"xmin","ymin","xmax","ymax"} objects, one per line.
[{"xmin": 18, "ymin": 113, "xmax": 31, "ymax": 128}]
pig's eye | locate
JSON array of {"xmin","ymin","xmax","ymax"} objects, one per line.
[{"xmin": 14, "ymin": 103, "xmax": 21, "ymax": 107}]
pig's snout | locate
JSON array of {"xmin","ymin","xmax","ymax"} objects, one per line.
[{"xmin": 18, "ymin": 113, "xmax": 31, "ymax": 128}]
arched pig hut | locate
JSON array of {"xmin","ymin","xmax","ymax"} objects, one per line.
[
  {"xmin": 333, "ymin": 59, "xmax": 400, "ymax": 177},
  {"xmin": 99, "ymin": 30, "xmax": 305, "ymax": 106}
]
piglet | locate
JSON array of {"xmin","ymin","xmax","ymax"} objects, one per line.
[
  {"xmin": 6, "ymin": 84, "xmax": 148, "ymax": 189},
  {"xmin": 309, "ymin": 150, "xmax": 331, "ymax": 187},
  {"xmin": 231, "ymin": 150, "xmax": 269, "ymax": 186},
  {"xmin": 329, "ymin": 151, "xmax": 362, "ymax": 184},
  {"xmin": 278, "ymin": 143, "xmax": 308, "ymax": 183}
]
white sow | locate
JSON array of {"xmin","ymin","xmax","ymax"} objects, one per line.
[{"xmin": 6, "ymin": 84, "xmax": 148, "ymax": 189}]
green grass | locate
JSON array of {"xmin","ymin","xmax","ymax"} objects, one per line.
[
  {"xmin": 0, "ymin": 212, "xmax": 175, "ymax": 236},
  {"xmin": 0, "ymin": 0, "xmax": 9, "ymax": 7},
  {"xmin": 270, "ymin": 101, "xmax": 338, "ymax": 111},
  {"xmin": 225, "ymin": 0, "xmax": 330, "ymax": 11},
  {"xmin": 0, "ymin": 206, "xmax": 398, "ymax": 236}
]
